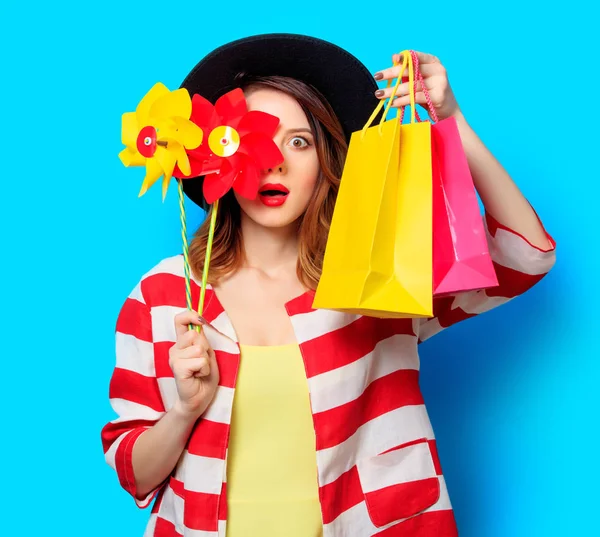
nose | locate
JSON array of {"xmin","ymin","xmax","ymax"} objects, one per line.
[{"xmin": 264, "ymin": 162, "xmax": 287, "ymax": 175}]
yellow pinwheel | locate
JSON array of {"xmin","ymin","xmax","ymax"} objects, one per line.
[{"xmin": 119, "ymin": 83, "xmax": 203, "ymax": 200}]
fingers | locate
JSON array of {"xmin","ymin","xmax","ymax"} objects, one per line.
[
  {"xmin": 390, "ymin": 92, "xmax": 429, "ymax": 108},
  {"xmin": 408, "ymin": 51, "xmax": 440, "ymax": 65},
  {"xmin": 178, "ymin": 345, "xmax": 210, "ymax": 363},
  {"xmin": 174, "ymin": 309, "xmax": 204, "ymax": 338},
  {"xmin": 412, "ymin": 63, "xmax": 444, "ymax": 77},
  {"xmin": 171, "ymin": 310, "xmax": 214, "ymax": 376},
  {"xmin": 375, "ymin": 80, "xmax": 426, "ymax": 100},
  {"xmin": 375, "ymin": 54, "xmax": 444, "ymax": 82},
  {"xmin": 170, "ymin": 340, "xmax": 214, "ymax": 375},
  {"xmin": 172, "ymin": 356, "xmax": 211, "ymax": 379},
  {"xmin": 377, "ymin": 63, "xmax": 442, "ymax": 82},
  {"xmin": 394, "ymin": 51, "xmax": 439, "ymax": 65},
  {"xmin": 375, "ymin": 63, "xmax": 408, "ymax": 83},
  {"xmin": 175, "ymin": 323, "xmax": 211, "ymax": 350}
]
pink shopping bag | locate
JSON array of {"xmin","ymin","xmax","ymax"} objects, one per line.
[{"xmin": 408, "ymin": 50, "xmax": 498, "ymax": 295}]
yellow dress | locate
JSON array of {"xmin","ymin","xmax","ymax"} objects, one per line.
[{"xmin": 225, "ymin": 343, "xmax": 323, "ymax": 536}]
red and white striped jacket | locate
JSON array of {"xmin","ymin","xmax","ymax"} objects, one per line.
[{"xmin": 101, "ymin": 212, "xmax": 556, "ymax": 537}]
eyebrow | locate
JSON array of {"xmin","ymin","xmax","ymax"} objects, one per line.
[{"xmin": 282, "ymin": 127, "xmax": 314, "ymax": 136}]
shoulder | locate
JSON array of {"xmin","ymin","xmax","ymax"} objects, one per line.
[
  {"xmin": 140, "ymin": 254, "xmax": 186, "ymax": 281},
  {"xmin": 136, "ymin": 254, "xmax": 187, "ymax": 307}
]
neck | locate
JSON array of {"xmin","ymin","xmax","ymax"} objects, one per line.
[{"xmin": 239, "ymin": 212, "xmax": 299, "ymax": 278}]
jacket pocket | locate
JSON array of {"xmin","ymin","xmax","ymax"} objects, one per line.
[{"xmin": 356, "ymin": 438, "xmax": 440, "ymax": 528}]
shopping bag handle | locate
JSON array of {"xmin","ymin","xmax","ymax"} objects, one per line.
[
  {"xmin": 361, "ymin": 49, "xmax": 416, "ymax": 139},
  {"xmin": 399, "ymin": 50, "xmax": 439, "ymax": 124}
]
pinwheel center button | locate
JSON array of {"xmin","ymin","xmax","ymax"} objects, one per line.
[
  {"xmin": 209, "ymin": 126, "xmax": 240, "ymax": 157},
  {"xmin": 136, "ymin": 125, "xmax": 158, "ymax": 158}
]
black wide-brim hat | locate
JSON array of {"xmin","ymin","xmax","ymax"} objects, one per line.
[{"xmin": 179, "ymin": 33, "xmax": 381, "ymax": 210}]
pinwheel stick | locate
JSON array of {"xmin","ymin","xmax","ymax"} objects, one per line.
[
  {"xmin": 195, "ymin": 199, "xmax": 219, "ymax": 333},
  {"xmin": 177, "ymin": 179, "xmax": 193, "ymax": 310}
]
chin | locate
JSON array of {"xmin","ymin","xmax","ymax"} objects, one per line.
[
  {"xmin": 236, "ymin": 196, "xmax": 306, "ymax": 229},
  {"xmin": 245, "ymin": 206, "xmax": 303, "ymax": 229}
]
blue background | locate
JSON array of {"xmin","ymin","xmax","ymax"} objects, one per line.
[{"xmin": 2, "ymin": 1, "xmax": 597, "ymax": 535}]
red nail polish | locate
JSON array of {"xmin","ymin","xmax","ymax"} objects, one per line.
[{"xmin": 374, "ymin": 72, "xmax": 383, "ymax": 81}]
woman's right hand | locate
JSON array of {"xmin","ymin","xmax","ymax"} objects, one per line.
[{"xmin": 170, "ymin": 310, "xmax": 220, "ymax": 420}]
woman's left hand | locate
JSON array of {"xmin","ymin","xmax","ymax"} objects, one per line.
[{"xmin": 373, "ymin": 51, "xmax": 461, "ymax": 122}]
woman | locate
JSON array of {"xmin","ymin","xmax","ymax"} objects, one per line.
[{"xmin": 101, "ymin": 34, "xmax": 556, "ymax": 537}]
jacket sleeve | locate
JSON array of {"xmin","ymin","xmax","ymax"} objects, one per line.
[
  {"xmin": 419, "ymin": 210, "xmax": 556, "ymax": 343},
  {"xmin": 100, "ymin": 282, "xmax": 167, "ymax": 508}
]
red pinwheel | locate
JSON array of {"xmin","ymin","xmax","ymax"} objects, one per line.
[{"xmin": 174, "ymin": 88, "xmax": 284, "ymax": 204}]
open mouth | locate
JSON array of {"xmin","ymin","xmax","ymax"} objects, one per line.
[
  {"xmin": 260, "ymin": 189, "xmax": 288, "ymax": 196},
  {"xmin": 258, "ymin": 183, "xmax": 289, "ymax": 207}
]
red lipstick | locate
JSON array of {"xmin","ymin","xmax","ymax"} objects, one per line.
[{"xmin": 258, "ymin": 183, "xmax": 289, "ymax": 207}]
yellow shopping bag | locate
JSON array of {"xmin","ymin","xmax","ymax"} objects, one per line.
[{"xmin": 313, "ymin": 51, "xmax": 433, "ymax": 318}]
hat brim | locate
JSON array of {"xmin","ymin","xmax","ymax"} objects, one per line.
[{"xmin": 179, "ymin": 33, "xmax": 382, "ymax": 210}]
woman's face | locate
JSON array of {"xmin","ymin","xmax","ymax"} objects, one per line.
[{"xmin": 233, "ymin": 87, "xmax": 320, "ymax": 228}]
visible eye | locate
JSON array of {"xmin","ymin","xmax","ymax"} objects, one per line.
[{"xmin": 289, "ymin": 136, "xmax": 310, "ymax": 149}]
